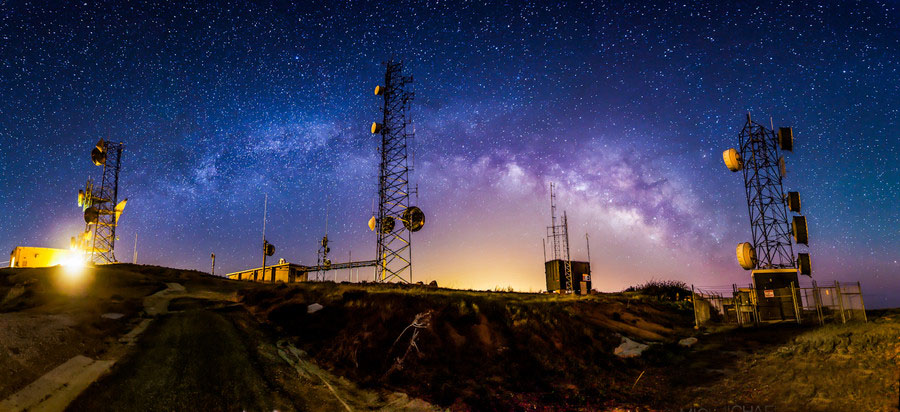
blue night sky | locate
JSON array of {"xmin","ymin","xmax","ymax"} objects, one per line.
[{"xmin": 1, "ymin": 1, "xmax": 897, "ymax": 307}]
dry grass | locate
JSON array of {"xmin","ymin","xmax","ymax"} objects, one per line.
[{"xmin": 689, "ymin": 310, "xmax": 900, "ymax": 411}]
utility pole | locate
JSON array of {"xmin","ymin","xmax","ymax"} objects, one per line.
[
  {"xmin": 211, "ymin": 253, "xmax": 216, "ymax": 276},
  {"xmin": 542, "ymin": 238, "xmax": 547, "ymax": 263},
  {"xmin": 132, "ymin": 232, "xmax": 138, "ymax": 264},
  {"xmin": 261, "ymin": 194, "xmax": 268, "ymax": 282},
  {"xmin": 586, "ymin": 233, "xmax": 590, "ymax": 264}
]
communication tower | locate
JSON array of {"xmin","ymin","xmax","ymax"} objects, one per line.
[
  {"xmin": 75, "ymin": 139, "xmax": 126, "ymax": 264},
  {"xmin": 316, "ymin": 235, "xmax": 331, "ymax": 281},
  {"xmin": 260, "ymin": 194, "xmax": 276, "ymax": 282},
  {"xmin": 546, "ymin": 182, "xmax": 573, "ymax": 292},
  {"xmin": 723, "ymin": 114, "xmax": 810, "ymax": 276},
  {"xmin": 368, "ymin": 60, "xmax": 425, "ymax": 283}
]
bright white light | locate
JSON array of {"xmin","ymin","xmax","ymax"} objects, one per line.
[{"xmin": 61, "ymin": 254, "xmax": 86, "ymax": 276}]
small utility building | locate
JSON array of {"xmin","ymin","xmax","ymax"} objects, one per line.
[
  {"xmin": 225, "ymin": 262, "xmax": 310, "ymax": 283},
  {"xmin": 9, "ymin": 247, "xmax": 74, "ymax": 268},
  {"xmin": 545, "ymin": 259, "xmax": 591, "ymax": 294}
]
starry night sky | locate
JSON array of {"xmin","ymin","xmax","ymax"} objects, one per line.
[{"xmin": 1, "ymin": 1, "xmax": 897, "ymax": 307}]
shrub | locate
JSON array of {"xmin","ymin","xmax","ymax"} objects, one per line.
[{"xmin": 624, "ymin": 280, "xmax": 691, "ymax": 302}]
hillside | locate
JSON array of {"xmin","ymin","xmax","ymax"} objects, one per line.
[{"xmin": 0, "ymin": 264, "xmax": 897, "ymax": 411}]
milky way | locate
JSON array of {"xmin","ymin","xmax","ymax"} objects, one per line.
[{"xmin": 1, "ymin": 1, "xmax": 897, "ymax": 306}]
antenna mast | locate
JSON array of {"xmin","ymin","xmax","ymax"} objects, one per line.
[
  {"xmin": 738, "ymin": 115, "xmax": 793, "ymax": 268},
  {"xmin": 78, "ymin": 139, "xmax": 126, "ymax": 264},
  {"xmin": 261, "ymin": 194, "xmax": 268, "ymax": 282},
  {"xmin": 723, "ymin": 114, "xmax": 810, "ymax": 275},
  {"xmin": 546, "ymin": 183, "xmax": 573, "ymax": 292},
  {"xmin": 369, "ymin": 59, "xmax": 425, "ymax": 283}
]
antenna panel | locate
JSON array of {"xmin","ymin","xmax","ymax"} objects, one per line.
[
  {"xmin": 778, "ymin": 127, "xmax": 793, "ymax": 151},
  {"xmin": 792, "ymin": 215, "xmax": 809, "ymax": 245}
]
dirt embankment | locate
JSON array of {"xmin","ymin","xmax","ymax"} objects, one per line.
[{"xmin": 238, "ymin": 282, "xmax": 696, "ymax": 410}]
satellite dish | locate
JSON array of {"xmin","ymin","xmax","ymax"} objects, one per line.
[
  {"xmin": 778, "ymin": 127, "xmax": 793, "ymax": 151},
  {"xmin": 264, "ymin": 242, "xmax": 275, "ymax": 256},
  {"xmin": 736, "ymin": 242, "xmax": 756, "ymax": 270},
  {"xmin": 374, "ymin": 85, "xmax": 384, "ymax": 95},
  {"xmin": 797, "ymin": 253, "xmax": 811, "ymax": 276},
  {"xmin": 84, "ymin": 206, "xmax": 100, "ymax": 224},
  {"xmin": 722, "ymin": 148, "xmax": 743, "ymax": 172},
  {"xmin": 380, "ymin": 216, "xmax": 395, "ymax": 234},
  {"xmin": 91, "ymin": 147, "xmax": 107, "ymax": 166},
  {"xmin": 402, "ymin": 206, "xmax": 425, "ymax": 232},
  {"xmin": 368, "ymin": 216, "xmax": 376, "ymax": 231},
  {"xmin": 778, "ymin": 156, "xmax": 787, "ymax": 178},
  {"xmin": 792, "ymin": 215, "xmax": 809, "ymax": 245},
  {"xmin": 786, "ymin": 191, "xmax": 801, "ymax": 213},
  {"xmin": 371, "ymin": 122, "xmax": 383, "ymax": 134}
]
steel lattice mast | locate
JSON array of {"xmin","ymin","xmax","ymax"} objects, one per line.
[
  {"xmin": 547, "ymin": 183, "xmax": 573, "ymax": 291},
  {"xmin": 371, "ymin": 60, "xmax": 418, "ymax": 283},
  {"xmin": 80, "ymin": 139, "xmax": 125, "ymax": 264},
  {"xmin": 737, "ymin": 114, "xmax": 794, "ymax": 269}
]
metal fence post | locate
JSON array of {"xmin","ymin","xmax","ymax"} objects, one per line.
[
  {"xmin": 791, "ymin": 282, "xmax": 801, "ymax": 325},
  {"xmin": 812, "ymin": 280, "xmax": 823, "ymax": 325},
  {"xmin": 691, "ymin": 285, "xmax": 700, "ymax": 329},
  {"xmin": 835, "ymin": 281, "xmax": 846, "ymax": 324},
  {"xmin": 751, "ymin": 283, "xmax": 760, "ymax": 327},
  {"xmin": 857, "ymin": 281, "xmax": 868, "ymax": 324}
]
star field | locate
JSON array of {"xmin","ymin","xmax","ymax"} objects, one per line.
[{"xmin": 1, "ymin": 1, "xmax": 897, "ymax": 306}]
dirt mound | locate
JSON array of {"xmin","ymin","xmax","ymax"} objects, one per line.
[{"xmin": 238, "ymin": 283, "xmax": 694, "ymax": 409}]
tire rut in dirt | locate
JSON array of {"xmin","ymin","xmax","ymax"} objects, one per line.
[{"xmin": 66, "ymin": 304, "xmax": 299, "ymax": 411}]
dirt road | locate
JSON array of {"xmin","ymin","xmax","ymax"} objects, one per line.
[
  {"xmin": 66, "ymin": 298, "xmax": 296, "ymax": 411},
  {"xmin": 65, "ymin": 297, "xmax": 433, "ymax": 412}
]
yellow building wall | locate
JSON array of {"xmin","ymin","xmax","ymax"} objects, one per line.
[
  {"xmin": 226, "ymin": 265, "xmax": 308, "ymax": 283},
  {"xmin": 9, "ymin": 247, "xmax": 73, "ymax": 268}
]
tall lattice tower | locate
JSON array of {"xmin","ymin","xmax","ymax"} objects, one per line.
[
  {"xmin": 369, "ymin": 60, "xmax": 425, "ymax": 283},
  {"xmin": 723, "ymin": 114, "xmax": 810, "ymax": 275},
  {"xmin": 76, "ymin": 139, "xmax": 127, "ymax": 264},
  {"xmin": 546, "ymin": 182, "xmax": 573, "ymax": 292}
]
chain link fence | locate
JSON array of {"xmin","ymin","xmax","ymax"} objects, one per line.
[{"xmin": 692, "ymin": 281, "xmax": 867, "ymax": 327}]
